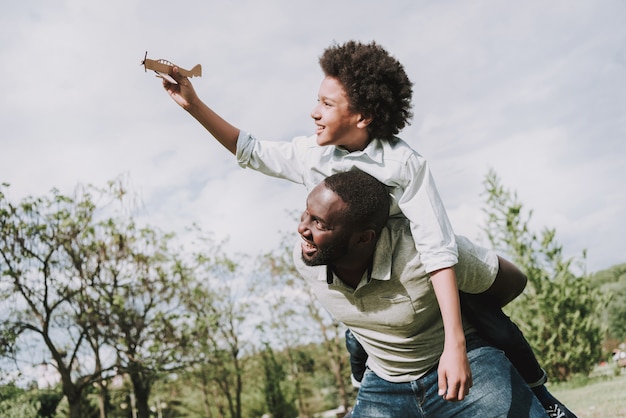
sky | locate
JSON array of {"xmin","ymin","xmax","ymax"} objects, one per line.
[{"xmin": 1, "ymin": 0, "xmax": 625, "ymax": 274}]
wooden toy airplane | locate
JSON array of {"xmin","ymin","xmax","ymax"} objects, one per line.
[{"xmin": 142, "ymin": 51, "xmax": 202, "ymax": 84}]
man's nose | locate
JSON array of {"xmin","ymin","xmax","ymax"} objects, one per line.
[{"xmin": 297, "ymin": 213, "xmax": 310, "ymax": 235}]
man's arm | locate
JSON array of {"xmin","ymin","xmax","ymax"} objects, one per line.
[
  {"xmin": 430, "ymin": 266, "xmax": 473, "ymax": 401},
  {"xmin": 163, "ymin": 67, "xmax": 240, "ymax": 155}
]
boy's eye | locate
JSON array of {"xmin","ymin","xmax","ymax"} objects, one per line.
[{"xmin": 316, "ymin": 98, "xmax": 332, "ymax": 107}]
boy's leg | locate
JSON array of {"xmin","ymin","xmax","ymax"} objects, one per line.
[
  {"xmin": 460, "ymin": 292, "xmax": 578, "ymax": 418},
  {"xmin": 460, "ymin": 291, "xmax": 544, "ymax": 382},
  {"xmin": 345, "ymin": 329, "xmax": 368, "ymax": 386}
]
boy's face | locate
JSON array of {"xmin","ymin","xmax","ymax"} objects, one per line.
[{"xmin": 311, "ymin": 77, "xmax": 370, "ymax": 152}]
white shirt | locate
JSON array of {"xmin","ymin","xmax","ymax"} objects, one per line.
[{"xmin": 237, "ymin": 132, "xmax": 458, "ymax": 273}]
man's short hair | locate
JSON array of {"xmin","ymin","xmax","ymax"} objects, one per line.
[
  {"xmin": 323, "ymin": 169, "xmax": 390, "ymax": 234},
  {"xmin": 319, "ymin": 40, "xmax": 414, "ymax": 141}
]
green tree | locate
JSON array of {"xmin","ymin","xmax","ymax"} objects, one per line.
[
  {"xmin": 178, "ymin": 232, "xmax": 252, "ymax": 418},
  {"xmin": 0, "ymin": 180, "xmax": 200, "ymax": 418},
  {"xmin": 590, "ymin": 264, "xmax": 626, "ymax": 342},
  {"xmin": 0, "ymin": 182, "xmax": 121, "ymax": 418},
  {"xmin": 482, "ymin": 170, "xmax": 605, "ymax": 380},
  {"xmin": 0, "ymin": 387, "xmax": 39, "ymax": 418},
  {"xmin": 258, "ymin": 233, "xmax": 351, "ymax": 414},
  {"xmin": 260, "ymin": 343, "xmax": 298, "ymax": 418},
  {"xmin": 82, "ymin": 218, "xmax": 192, "ymax": 418}
]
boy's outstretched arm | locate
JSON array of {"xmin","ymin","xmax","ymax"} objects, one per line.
[
  {"xmin": 431, "ymin": 266, "xmax": 473, "ymax": 402},
  {"xmin": 163, "ymin": 67, "xmax": 240, "ymax": 155}
]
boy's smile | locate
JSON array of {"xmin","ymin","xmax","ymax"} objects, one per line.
[{"xmin": 311, "ymin": 76, "xmax": 371, "ymax": 152}]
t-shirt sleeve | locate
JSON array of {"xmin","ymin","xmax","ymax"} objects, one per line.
[{"xmin": 454, "ymin": 235, "xmax": 498, "ymax": 293}]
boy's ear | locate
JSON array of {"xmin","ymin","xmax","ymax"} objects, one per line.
[{"xmin": 357, "ymin": 114, "xmax": 373, "ymax": 128}]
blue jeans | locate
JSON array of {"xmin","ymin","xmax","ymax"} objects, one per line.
[
  {"xmin": 351, "ymin": 333, "xmax": 548, "ymax": 418},
  {"xmin": 346, "ymin": 328, "xmax": 368, "ymax": 382}
]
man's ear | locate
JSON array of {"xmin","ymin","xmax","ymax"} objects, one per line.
[{"xmin": 356, "ymin": 229, "xmax": 377, "ymax": 245}]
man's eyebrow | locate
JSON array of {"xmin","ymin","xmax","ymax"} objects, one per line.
[
  {"xmin": 306, "ymin": 206, "xmax": 330, "ymax": 226},
  {"xmin": 315, "ymin": 214, "xmax": 329, "ymax": 225}
]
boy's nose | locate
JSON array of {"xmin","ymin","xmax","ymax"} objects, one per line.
[{"xmin": 310, "ymin": 104, "xmax": 321, "ymax": 120}]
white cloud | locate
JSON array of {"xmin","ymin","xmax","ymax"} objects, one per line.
[{"xmin": 1, "ymin": 0, "xmax": 625, "ymax": 273}]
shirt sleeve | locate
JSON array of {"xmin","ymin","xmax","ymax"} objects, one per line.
[
  {"xmin": 397, "ymin": 153, "xmax": 458, "ymax": 273},
  {"xmin": 235, "ymin": 131, "xmax": 308, "ymax": 185},
  {"xmin": 454, "ymin": 235, "xmax": 498, "ymax": 293}
]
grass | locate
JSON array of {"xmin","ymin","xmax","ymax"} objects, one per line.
[{"xmin": 548, "ymin": 365, "xmax": 626, "ymax": 417}]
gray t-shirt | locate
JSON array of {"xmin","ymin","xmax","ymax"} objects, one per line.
[{"xmin": 293, "ymin": 218, "xmax": 497, "ymax": 382}]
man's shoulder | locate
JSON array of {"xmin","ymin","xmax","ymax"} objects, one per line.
[
  {"xmin": 378, "ymin": 218, "xmax": 418, "ymax": 257},
  {"xmin": 385, "ymin": 217, "xmax": 412, "ymax": 236}
]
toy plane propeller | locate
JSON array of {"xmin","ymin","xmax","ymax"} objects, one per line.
[{"xmin": 141, "ymin": 51, "xmax": 202, "ymax": 84}]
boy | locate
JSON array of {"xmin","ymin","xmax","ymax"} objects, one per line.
[{"xmin": 156, "ymin": 40, "xmax": 575, "ymax": 417}]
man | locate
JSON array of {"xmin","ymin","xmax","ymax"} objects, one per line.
[{"xmin": 293, "ymin": 169, "xmax": 548, "ymax": 417}]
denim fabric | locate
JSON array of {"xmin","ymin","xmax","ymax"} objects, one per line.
[
  {"xmin": 346, "ymin": 329, "xmax": 368, "ymax": 382},
  {"xmin": 351, "ymin": 334, "xmax": 548, "ymax": 418}
]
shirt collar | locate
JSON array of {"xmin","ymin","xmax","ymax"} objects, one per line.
[
  {"xmin": 370, "ymin": 226, "xmax": 392, "ymax": 282},
  {"xmin": 332, "ymin": 138, "xmax": 384, "ymax": 165}
]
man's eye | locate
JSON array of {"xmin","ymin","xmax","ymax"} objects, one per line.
[{"xmin": 315, "ymin": 220, "xmax": 328, "ymax": 230}]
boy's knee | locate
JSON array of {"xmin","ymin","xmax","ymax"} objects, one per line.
[{"xmin": 493, "ymin": 256, "xmax": 527, "ymax": 305}]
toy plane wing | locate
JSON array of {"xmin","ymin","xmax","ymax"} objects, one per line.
[{"xmin": 142, "ymin": 51, "xmax": 202, "ymax": 84}]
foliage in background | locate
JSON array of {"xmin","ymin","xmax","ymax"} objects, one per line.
[
  {"xmin": 482, "ymin": 170, "xmax": 606, "ymax": 381},
  {"xmin": 178, "ymin": 231, "xmax": 252, "ymax": 418},
  {"xmin": 0, "ymin": 384, "xmax": 38, "ymax": 418},
  {"xmin": 0, "ymin": 181, "xmax": 125, "ymax": 418},
  {"xmin": 257, "ymin": 229, "xmax": 353, "ymax": 414},
  {"xmin": 589, "ymin": 263, "xmax": 626, "ymax": 344},
  {"xmin": 0, "ymin": 181, "xmax": 256, "ymax": 418},
  {"xmin": 3, "ymin": 171, "xmax": 624, "ymax": 417},
  {"xmin": 260, "ymin": 343, "xmax": 298, "ymax": 418}
]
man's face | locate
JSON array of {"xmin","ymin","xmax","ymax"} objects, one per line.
[
  {"xmin": 310, "ymin": 76, "xmax": 369, "ymax": 152},
  {"xmin": 298, "ymin": 183, "xmax": 355, "ymax": 266}
]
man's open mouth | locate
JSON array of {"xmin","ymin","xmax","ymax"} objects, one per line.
[{"xmin": 301, "ymin": 237, "xmax": 317, "ymax": 257}]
